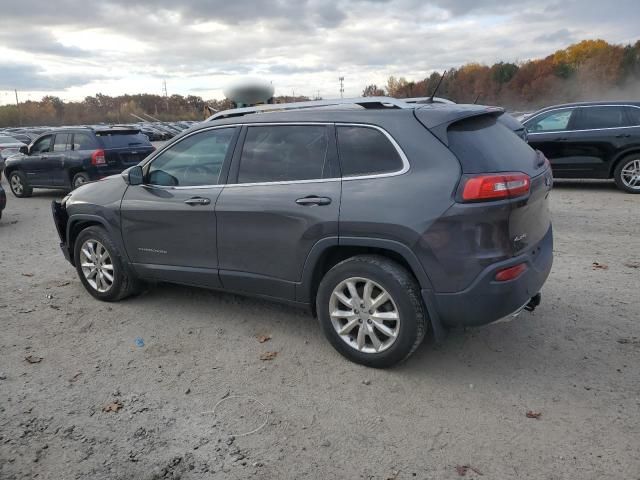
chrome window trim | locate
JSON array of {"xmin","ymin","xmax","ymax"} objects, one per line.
[
  {"xmin": 140, "ymin": 122, "xmax": 410, "ymax": 189},
  {"xmin": 526, "ymin": 104, "xmax": 640, "ymax": 134}
]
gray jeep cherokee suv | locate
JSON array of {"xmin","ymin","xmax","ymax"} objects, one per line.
[{"xmin": 52, "ymin": 98, "xmax": 553, "ymax": 368}]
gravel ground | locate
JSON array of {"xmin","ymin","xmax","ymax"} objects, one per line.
[{"xmin": 0, "ymin": 178, "xmax": 638, "ymax": 479}]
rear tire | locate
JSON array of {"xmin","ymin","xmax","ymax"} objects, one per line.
[
  {"xmin": 316, "ymin": 255, "xmax": 427, "ymax": 368},
  {"xmin": 72, "ymin": 172, "xmax": 90, "ymax": 190},
  {"xmin": 613, "ymin": 155, "xmax": 640, "ymax": 193},
  {"xmin": 74, "ymin": 226, "xmax": 142, "ymax": 302},
  {"xmin": 8, "ymin": 171, "xmax": 32, "ymax": 198}
]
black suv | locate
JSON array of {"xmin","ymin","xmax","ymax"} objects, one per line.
[
  {"xmin": 52, "ymin": 98, "xmax": 553, "ymax": 367},
  {"xmin": 523, "ymin": 101, "xmax": 640, "ymax": 193},
  {"xmin": 5, "ymin": 127, "xmax": 154, "ymax": 197}
]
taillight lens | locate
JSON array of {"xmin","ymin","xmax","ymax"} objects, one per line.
[
  {"xmin": 91, "ymin": 149, "xmax": 106, "ymax": 166},
  {"xmin": 461, "ymin": 172, "xmax": 530, "ymax": 202},
  {"xmin": 495, "ymin": 263, "xmax": 528, "ymax": 281}
]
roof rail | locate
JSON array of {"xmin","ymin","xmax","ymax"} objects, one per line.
[{"xmin": 206, "ymin": 96, "xmax": 414, "ymax": 121}]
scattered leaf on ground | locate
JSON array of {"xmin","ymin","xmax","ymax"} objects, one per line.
[
  {"xmin": 592, "ymin": 262, "xmax": 608, "ymax": 270},
  {"xmin": 456, "ymin": 465, "xmax": 483, "ymax": 476},
  {"xmin": 57, "ymin": 281, "xmax": 71, "ymax": 287},
  {"xmin": 526, "ymin": 410, "xmax": 542, "ymax": 419},
  {"xmin": 25, "ymin": 355, "xmax": 43, "ymax": 364},
  {"xmin": 19, "ymin": 308, "xmax": 35, "ymax": 314},
  {"xmin": 69, "ymin": 371, "xmax": 82, "ymax": 382},
  {"xmin": 21, "ymin": 273, "xmax": 34, "ymax": 277},
  {"xmin": 260, "ymin": 351, "xmax": 278, "ymax": 361},
  {"xmin": 50, "ymin": 305, "xmax": 60, "ymax": 310},
  {"xmin": 102, "ymin": 401, "xmax": 123, "ymax": 413},
  {"xmin": 257, "ymin": 334, "xmax": 272, "ymax": 343},
  {"xmin": 617, "ymin": 337, "xmax": 639, "ymax": 345},
  {"xmin": 623, "ymin": 262, "xmax": 639, "ymax": 269}
]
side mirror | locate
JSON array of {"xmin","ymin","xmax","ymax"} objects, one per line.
[
  {"xmin": 123, "ymin": 165, "xmax": 144, "ymax": 185},
  {"xmin": 19, "ymin": 145, "xmax": 28, "ymax": 155}
]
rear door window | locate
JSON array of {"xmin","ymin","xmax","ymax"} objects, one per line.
[
  {"xmin": 448, "ymin": 114, "xmax": 538, "ymax": 175},
  {"xmin": 53, "ymin": 133, "xmax": 71, "ymax": 152},
  {"xmin": 526, "ymin": 108, "xmax": 576, "ymax": 132},
  {"xmin": 336, "ymin": 126, "xmax": 403, "ymax": 177},
  {"xmin": 573, "ymin": 106, "xmax": 626, "ymax": 130},
  {"xmin": 96, "ymin": 131, "xmax": 151, "ymax": 148},
  {"xmin": 237, "ymin": 125, "xmax": 330, "ymax": 183}
]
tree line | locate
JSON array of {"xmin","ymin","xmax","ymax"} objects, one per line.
[
  {"xmin": 364, "ymin": 39, "xmax": 640, "ymax": 110},
  {"xmin": 1, "ymin": 39, "xmax": 639, "ymax": 127}
]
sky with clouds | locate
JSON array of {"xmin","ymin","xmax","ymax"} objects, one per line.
[{"xmin": 0, "ymin": 0, "xmax": 639, "ymax": 105}]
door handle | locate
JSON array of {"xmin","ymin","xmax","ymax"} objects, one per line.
[
  {"xmin": 615, "ymin": 133, "xmax": 631, "ymax": 138},
  {"xmin": 295, "ymin": 196, "xmax": 331, "ymax": 206},
  {"xmin": 184, "ymin": 197, "xmax": 211, "ymax": 206},
  {"xmin": 556, "ymin": 137, "xmax": 568, "ymax": 141}
]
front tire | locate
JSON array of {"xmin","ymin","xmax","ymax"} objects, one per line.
[
  {"xmin": 8, "ymin": 171, "xmax": 33, "ymax": 198},
  {"xmin": 613, "ymin": 155, "xmax": 640, "ymax": 193},
  {"xmin": 74, "ymin": 226, "xmax": 141, "ymax": 302},
  {"xmin": 316, "ymin": 255, "xmax": 427, "ymax": 368}
]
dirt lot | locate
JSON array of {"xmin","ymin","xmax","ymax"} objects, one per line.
[{"xmin": 0, "ymin": 178, "xmax": 638, "ymax": 480}]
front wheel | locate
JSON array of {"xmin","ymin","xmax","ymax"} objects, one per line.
[
  {"xmin": 614, "ymin": 156, "xmax": 640, "ymax": 193},
  {"xmin": 8, "ymin": 171, "xmax": 33, "ymax": 198},
  {"xmin": 74, "ymin": 226, "xmax": 141, "ymax": 302},
  {"xmin": 316, "ymin": 255, "xmax": 427, "ymax": 368}
]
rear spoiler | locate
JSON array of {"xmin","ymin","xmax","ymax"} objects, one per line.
[{"xmin": 414, "ymin": 104, "xmax": 504, "ymax": 146}]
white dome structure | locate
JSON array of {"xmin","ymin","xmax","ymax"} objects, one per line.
[{"xmin": 223, "ymin": 77, "xmax": 274, "ymax": 106}]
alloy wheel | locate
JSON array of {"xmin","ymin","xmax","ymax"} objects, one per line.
[
  {"xmin": 620, "ymin": 158, "xmax": 640, "ymax": 190},
  {"xmin": 329, "ymin": 277, "xmax": 400, "ymax": 353},
  {"xmin": 74, "ymin": 176, "xmax": 87, "ymax": 188},
  {"xmin": 80, "ymin": 239, "xmax": 114, "ymax": 293},
  {"xmin": 10, "ymin": 174, "xmax": 23, "ymax": 195}
]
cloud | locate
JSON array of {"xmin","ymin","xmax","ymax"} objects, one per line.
[
  {"xmin": 0, "ymin": 0, "xmax": 638, "ymax": 101},
  {"xmin": 0, "ymin": 64, "xmax": 105, "ymax": 91}
]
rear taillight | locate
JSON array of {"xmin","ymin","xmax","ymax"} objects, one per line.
[
  {"xmin": 495, "ymin": 263, "xmax": 528, "ymax": 281},
  {"xmin": 91, "ymin": 149, "xmax": 106, "ymax": 166},
  {"xmin": 461, "ymin": 172, "xmax": 530, "ymax": 202}
]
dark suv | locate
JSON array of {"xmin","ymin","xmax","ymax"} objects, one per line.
[
  {"xmin": 523, "ymin": 101, "xmax": 640, "ymax": 193},
  {"xmin": 5, "ymin": 127, "xmax": 154, "ymax": 197},
  {"xmin": 52, "ymin": 98, "xmax": 553, "ymax": 367}
]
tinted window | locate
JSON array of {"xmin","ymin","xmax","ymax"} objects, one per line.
[
  {"xmin": 448, "ymin": 115, "xmax": 538, "ymax": 175},
  {"xmin": 0, "ymin": 136, "xmax": 18, "ymax": 143},
  {"xmin": 96, "ymin": 131, "xmax": 151, "ymax": 148},
  {"xmin": 53, "ymin": 133, "xmax": 71, "ymax": 152},
  {"xmin": 73, "ymin": 133, "xmax": 97, "ymax": 150},
  {"xmin": 625, "ymin": 106, "xmax": 640, "ymax": 126},
  {"xmin": 238, "ymin": 125, "xmax": 329, "ymax": 183},
  {"xmin": 147, "ymin": 128, "xmax": 235, "ymax": 187},
  {"xmin": 574, "ymin": 106, "xmax": 625, "ymax": 130},
  {"xmin": 526, "ymin": 109, "xmax": 575, "ymax": 132},
  {"xmin": 337, "ymin": 126, "xmax": 403, "ymax": 177},
  {"xmin": 31, "ymin": 135, "xmax": 52, "ymax": 154}
]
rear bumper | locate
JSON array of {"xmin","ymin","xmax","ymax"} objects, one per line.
[
  {"xmin": 0, "ymin": 187, "xmax": 6, "ymax": 212},
  {"xmin": 426, "ymin": 225, "xmax": 553, "ymax": 328}
]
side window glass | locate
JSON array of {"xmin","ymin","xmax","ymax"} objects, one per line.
[
  {"xmin": 574, "ymin": 106, "xmax": 625, "ymax": 130},
  {"xmin": 624, "ymin": 107, "xmax": 640, "ymax": 126},
  {"xmin": 73, "ymin": 133, "xmax": 97, "ymax": 150},
  {"xmin": 53, "ymin": 133, "xmax": 71, "ymax": 152},
  {"xmin": 237, "ymin": 125, "xmax": 329, "ymax": 183},
  {"xmin": 337, "ymin": 126, "xmax": 403, "ymax": 177},
  {"xmin": 147, "ymin": 128, "xmax": 235, "ymax": 187},
  {"xmin": 31, "ymin": 135, "xmax": 52, "ymax": 154},
  {"xmin": 527, "ymin": 109, "xmax": 574, "ymax": 132}
]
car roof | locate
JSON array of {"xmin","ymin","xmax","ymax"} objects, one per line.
[{"xmin": 530, "ymin": 100, "xmax": 640, "ymax": 115}]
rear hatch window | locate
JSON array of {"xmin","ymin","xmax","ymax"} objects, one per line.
[
  {"xmin": 96, "ymin": 130, "xmax": 151, "ymax": 149},
  {"xmin": 447, "ymin": 115, "xmax": 541, "ymax": 176}
]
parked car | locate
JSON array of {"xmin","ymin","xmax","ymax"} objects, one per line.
[
  {"xmin": 52, "ymin": 98, "xmax": 553, "ymax": 368},
  {"xmin": 0, "ymin": 135, "xmax": 26, "ymax": 180},
  {"xmin": 5, "ymin": 127, "xmax": 155, "ymax": 197},
  {"xmin": 523, "ymin": 101, "xmax": 640, "ymax": 193},
  {"xmin": 8, "ymin": 132, "xmax": 37, "ymax": 145},
  {"xmin": 0, "ymin": 182, "xmax": 5, "ymax": 219}
]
